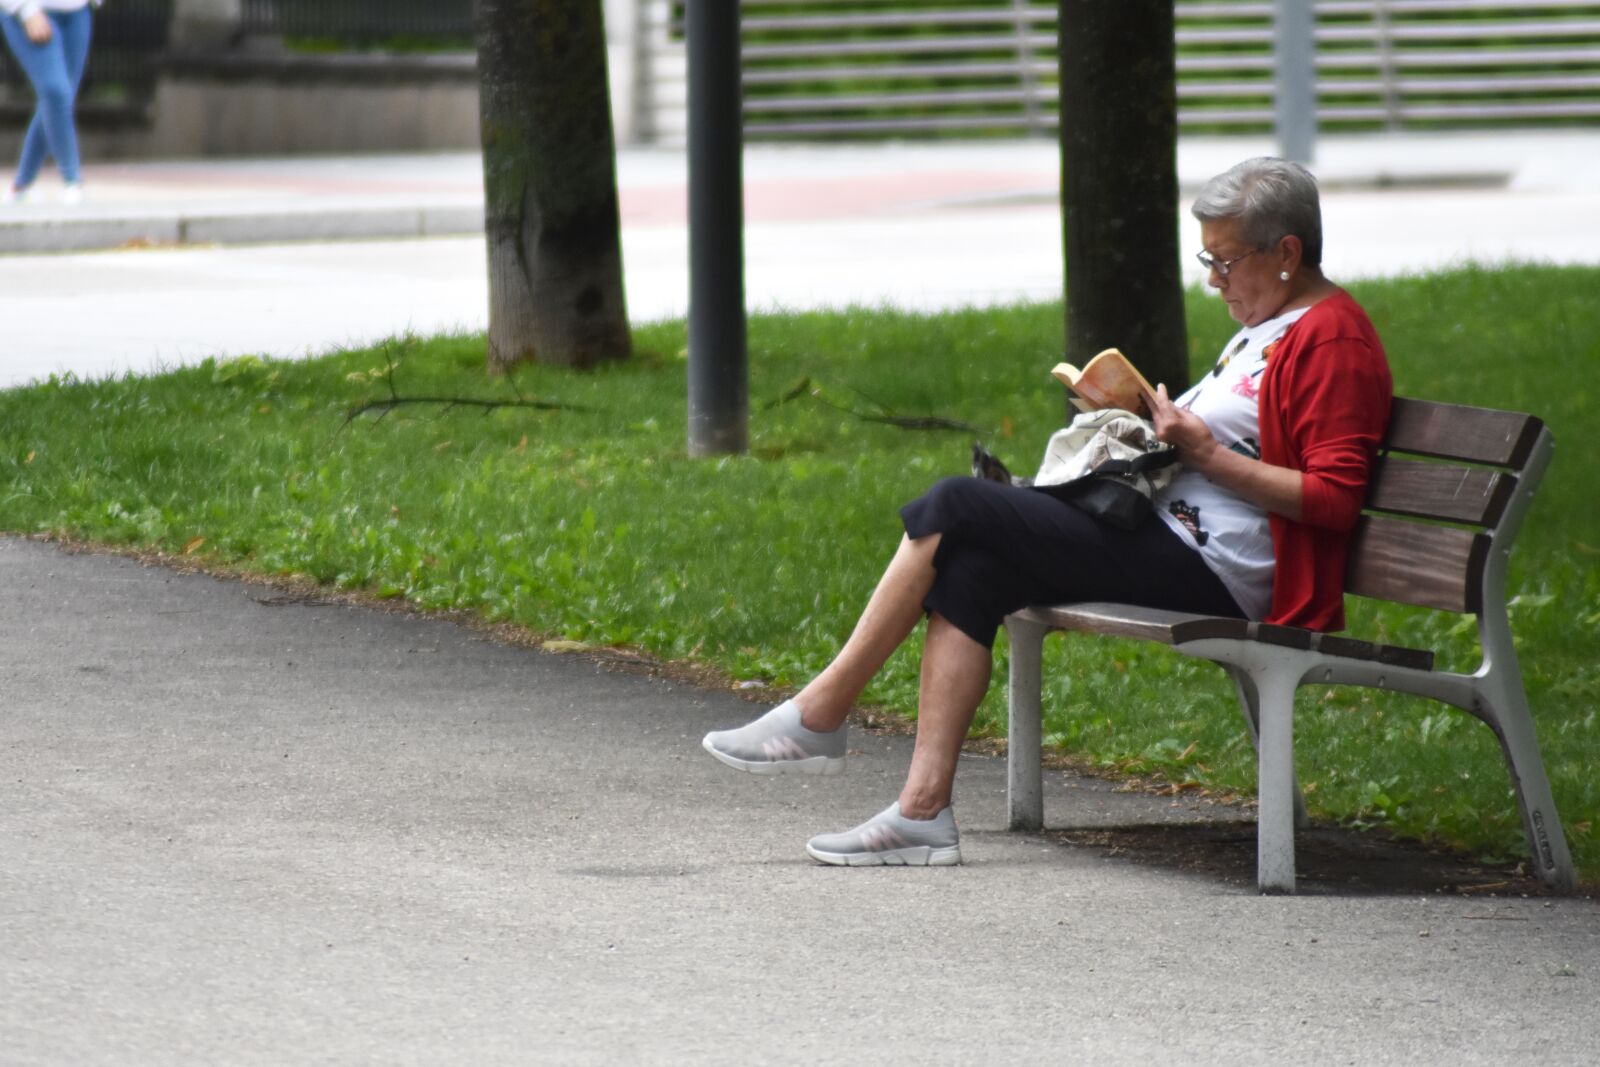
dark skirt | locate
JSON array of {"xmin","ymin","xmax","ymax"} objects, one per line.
[{"xmin": 900, "ymin": 476, "xmax": 1245, "ymax": 649}]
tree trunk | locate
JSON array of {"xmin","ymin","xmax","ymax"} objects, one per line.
[
  {"xmin": 473, "ymin": 0, "xmax": 631, "ymax": 370},
  {"xmin": 1058, "ymin": 0, "xmax": 1188, "ymax": 398}
]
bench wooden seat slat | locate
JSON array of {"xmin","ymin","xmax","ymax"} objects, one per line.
[
  {"xmin": 1003, "ymin": 395, "xmax": 1574, "ymax": 893},
  {"xmin": 1364, "ymin": 455, "xmax": 1517, "ymax": 526},
  {"xmin": 1252, "ymin": 622, "xmax": 1314, "ymax": 651},
  {"xmin": 1014, "ymin": 603, "xmax": 1434, "ymax": 669},
  {"xmin": 1345, "ymin": 516, "xmax": 1489, "ymax": 614},
  {"xmin": 1370, "ymin": 641, "xmax": 1436, "ymax": 671},
  {"xmin": 1384, "ymin": 396, "xmax": 1544, "ymax": 468},
  {"xmin": 1011, "ymin": 603, "xmax": 1248, "ymax": 645},
  {"xmin": 1312, "ymin": 631, "xmax": 1434, "ymax": 671}
]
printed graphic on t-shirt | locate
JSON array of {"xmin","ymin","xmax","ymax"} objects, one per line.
[
  {"xmin": 1230, "ymin": 372, "xmax": 1261, "ymax": 401},
  {"xmin": 1152, "ymin": 305, "xmax": 1308, "ymax": 620},
  {"xmin": 1228, "ymin": 436, "xmax": 1261, "ymax": 460},
  {"xmin": 1167, "ymin": 500, "xmax": 1208, "ymax": 546}
]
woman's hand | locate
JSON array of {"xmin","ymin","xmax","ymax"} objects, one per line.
[
  {"xmin": 1144, "ymin": 383, "xmax": 1220, "ymax": 470},
  {"xmin": 1144, "ymin": 383, "xmax": 1305, "ymax": 521},
  {"xmin": 24, "ymin": 11, "xmax": 53, "ymax": 44}
]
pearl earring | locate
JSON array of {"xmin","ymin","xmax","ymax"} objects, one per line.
[{"xmin": 1279, "ymin": 271, "xmax": 1290, "ymax": 281}]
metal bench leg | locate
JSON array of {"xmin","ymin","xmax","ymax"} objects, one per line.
[
  {"xmin": 1476, "ymin": 675, "xmax": 1577, "ymax": 892},
  {"xmin": 1224, "ymin": 666, "xmax": 1310, "ymax": 831},
  {"xmin": 1251, "ymin": 663, "xmax": 1302, "ymax": 894},
  {"xmin": 1464, "ymin": 434, "xmax": 1574, "ymax": 892},
  {"xmin": 1005, "ymin": 614, "xmax": 1048, "ymax": 831}
]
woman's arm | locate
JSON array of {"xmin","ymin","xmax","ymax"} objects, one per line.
[
  {"xmin": 1, "ymin": 2, "xmax": 43, "ymax": 23},
  {"xmin": 2, "ymin": 3, "xmax": 52, "ymax": 42},
  {"xmin": 23, "ymin": 10, "xmax": 51, "ymax": 42},
  {"xmin": 1145, "ymin": 383, "xmax": 1306, "ymax": 521}
]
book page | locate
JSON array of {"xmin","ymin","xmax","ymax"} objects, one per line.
[
  {"xmin": 1089, "ymin": 351, "xmax": 1153, "ymax": 414},
  {"xmin": 1050, "ymin": 349, "xmax": 1152, "ymax": 414}
]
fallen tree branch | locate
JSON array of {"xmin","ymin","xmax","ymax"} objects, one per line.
[
  {"xmin": 344, "ymin": 395, "xmax": 585, "ymax": 426},
  {"xmin": 341, "ymin": 351, "xmax": 593, "ymax": 430},
  {"xmin": 760, "ymin": 376, "xmax": 812, "ymax": 411},
  {"xmin": 806, "ymin": 385, "xmax": 982, "ymax": 434}
]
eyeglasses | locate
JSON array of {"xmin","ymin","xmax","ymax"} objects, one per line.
[{"xmin": 1195, "ymin": 247, "xmax": 1261, "ymax": 277}]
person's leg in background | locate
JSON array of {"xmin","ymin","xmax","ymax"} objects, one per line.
[{"xmin": 3, "ymin": 5, "xmax": 93, "ymax": 197}]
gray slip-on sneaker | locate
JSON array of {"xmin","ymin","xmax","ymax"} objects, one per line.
[
  {"xmin": 701, "ymin": 699, "xmax": 847, "ymax": 776},
  {"xmin": 806, "ymin": 801, "xmax": 961, "ymax": 866}
]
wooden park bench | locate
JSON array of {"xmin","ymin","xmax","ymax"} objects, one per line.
[{"xmin": 1003, "ymin": 397, "xmax": 1576, "ymax": 893}]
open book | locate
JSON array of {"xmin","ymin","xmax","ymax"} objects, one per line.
[{"xmin": 1051, "ymin": 347, "xmax": 1157, "ymax": 416}]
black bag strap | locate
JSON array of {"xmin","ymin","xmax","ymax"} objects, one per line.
[{"xmin": 1087, "ymin": 447, "xmax": 1179, "ymax": 477}]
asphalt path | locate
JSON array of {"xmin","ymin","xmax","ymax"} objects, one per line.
[{"xmin": 4, "ymin": 536, "xmax": 1598, "ymax": 1064}]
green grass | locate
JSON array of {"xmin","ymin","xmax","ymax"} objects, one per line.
[{"xmin": 4, "ymin": 264, "xmax": 1598, "ymax": 879}]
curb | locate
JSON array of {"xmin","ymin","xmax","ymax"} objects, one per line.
[{"xmin": 0, "ymin": 200, "xmax": 485, "ymax": 254}]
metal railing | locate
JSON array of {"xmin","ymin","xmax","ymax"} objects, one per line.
[
  {"xmin": 239, "ymin": 0, "xmax": 474, "ymax": 46},
  {"xmin": 638, "ymin": 0, "xmax": 1600, "ymax": 140},
  {"xmin": 8, "ymin": 0, "xmax": 1598, "ymax": 140}
]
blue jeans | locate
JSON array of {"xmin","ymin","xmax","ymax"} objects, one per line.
[{"xmin": 2, "ymin": 5, "xmax": 94, "ymax": 187}]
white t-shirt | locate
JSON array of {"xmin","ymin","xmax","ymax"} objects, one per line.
[{"xmin": 1153, "ymin": 307, "xmax": 1310, "ymax": 619}]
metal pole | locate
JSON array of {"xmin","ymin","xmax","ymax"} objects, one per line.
[
  {"xmin": 1274, "ymin": 0, "xmax": 1317, "ymax": 164},
  {"xmin": 686, "ymin": 0, "xmax": 748, "ymax": 457},
  {"xmin": 1008, "ymin": 0, "xmax": 1043, "ymax": 136}
]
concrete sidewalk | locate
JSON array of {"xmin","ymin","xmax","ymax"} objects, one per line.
[
  {"xmin": 3, "ymin": 130, "xmax": 1600, "ymax": 390},
  {"xmin": 3, "ymin": 534, "xmax": 1597, "ymax": 1064},
  {"xmin": 2, "ymin": 130, "xmax": 1598, "ymax": 255}
]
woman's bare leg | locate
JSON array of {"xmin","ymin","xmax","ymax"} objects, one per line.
[
  {"xmin": 898, "ymin": 612, "xmax": 992, "ymax": 818},
  {"xmin": 792, "ymin": 533, "xmax": 939, "ymax": 732}
]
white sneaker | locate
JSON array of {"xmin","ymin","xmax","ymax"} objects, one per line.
[
  {"xmin": 2, "ymin": 185, "xmax": 37, "ymax": 205},
  {"xmin": 58, "ymin": 183, "xmax": 84, "ymax": 206},
  {"xmin": 806, "ymin": 801, "xmax": 962, "ymax": 866}
]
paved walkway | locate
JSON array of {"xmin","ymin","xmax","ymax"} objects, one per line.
[
  {"xmin": 4, "ymin": 536, "xmax": 1597, "ymax": 1064},
  {"xmin": 2, "ymin": 131, "xmax": 1599, "ymax": 387},
  {"xmin": 3, "ymin": 130, "xmax": 1597, "ymax": 253}
]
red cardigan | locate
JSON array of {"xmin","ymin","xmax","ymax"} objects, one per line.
[{"xmin": 1257, "ymin": 290, "xmax": 1393, "ymax": 631}]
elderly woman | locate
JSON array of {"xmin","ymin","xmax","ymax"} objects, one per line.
[{"xmin": 703, "ymin": 157, "xmax": 1392, "ymax": 866}]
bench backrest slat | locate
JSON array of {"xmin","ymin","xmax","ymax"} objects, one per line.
[
  {"xmin": 1364, "ymin": 456, "xmax": 1517, "ymax": 526},
  {"xmin": 1344, "ymin": 396, "xmax": 1544, "ymax": 614},
  {"xmin": 1383, "ymin": 396, "xmax": 1544, "ymax": 467},
  {"xmin": 1346, "ymin": 515, "xmax": 1490, "ymax": 614}
]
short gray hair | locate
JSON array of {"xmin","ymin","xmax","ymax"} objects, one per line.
[{"xmin": 1191, "ymin": 157, "xmax": 1323, "ymax": 268}]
